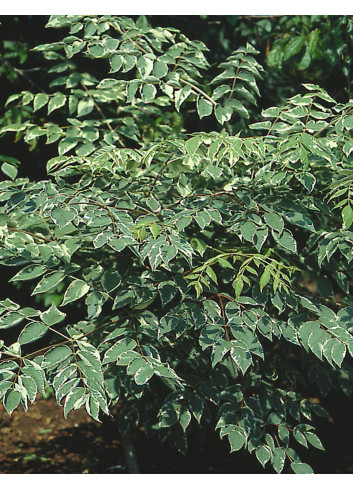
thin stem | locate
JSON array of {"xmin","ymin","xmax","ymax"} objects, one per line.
[
  {"xmin": 228, "ymin": 59, "xmax": 244, "ymax": 100},
  {"xmin": 80, "ymin": 82, "xmax": 115, "ymax": 134},
  {"xmin": 179, "ymin": 77, "xmax": 217, "ymax": 106},
  {"xmin": 119, "ymin": 26, "xmax": 148, "ymax": 55},
  {"xmin": 7, "ymin": 226, "xmax": 53, "ymax": 243}
]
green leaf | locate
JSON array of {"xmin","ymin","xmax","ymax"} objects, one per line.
[
  {"xmin": 197, "ymin": 98, "xmax": 213, "ymax": 119},
  {"xmin": 294, "ymin": 427, "xmax": 308, "ymax": 447},
  {"xmin": 342, "ymin": 205, "xmax": 353, "ymax": 229},
  {"xmin": 179, "ymin": 406, "xmax": 192, "ymax": 431},
  {"xmin": 256, "ymin": 445, "xmax": 271, "ymax": 467},
  {"xmin": 259, "ymin": 269, "xmax": 271, "ymax": 291},
  {"xmin": 291, "ymin": 462, "xmax": 313, "ymax": 474},
  {"xmin": 228, "ymin": 429, "xmax": 246, "ymax": 452},
  {"xmin": 102, "ymin": 338, "xmax": 137, "ymax": 364},
  {"xmin": 305, "ymin": 432, "xmax": 325, "ymax": 451},
  {"xmin": 253, "ymin": 227, "xmax": 268, "ymax": 252},
  {"xmin": 158, "ymin": 281, "xmax": 178, "ymax": 307},
  {"xmin": 278, "ymin": 425, "xmax": 290, "ymax": 444},
  {"xmin": 234, "ymin": 278, "xmax": 244, "ymax": 300},
  {"xmin": 21, "ymin": 363, "xmax": 46, "ymax": 395},
  {"xmin": 273, "ymin": 230, "xmax": 297, "ymax": 253},
  {"xmin": 228, "ymin": 100, "xmax": 249, "ymax": 119},
  {"xmin": 217, "ymin": 257, "xmax": 234, "ymax": 269},
  {"xmin": 343, "ymin": 140, "xmax": 353, "ymax": 157},
  {"xmin": 4, "ymin": 389, "xmax": 21, "ymax": 415},
  {"xmin": 40, "ymin": 303, "xmax": 66, "ymax": 326},
  {"xmin": 249, "ymin": 121, "xmax": 272, "ymax": 131},
  {"xmin": 18, "ymin": 322, "xmax": 49, "ymax": 345},
  {"xmin": 33, "ymin": 93, "xmax": 49, "ymax": 112},
  {"xmin": 205, "ymin": 266, "xmax": 217, "ymax": 284},
  {"xmin": 307, "ymin": 29, "xmax": 319, "ymax": 54},
  {"xmin": 1, "ymin": 162, "xmax": 18, "ymax": 180},
  {"xmin": 188, "ymin": 395, "xmax": 204, "ymax": 423},
  {"xmin": 127, "ymin": 357, "xmax": 148, "ymax": 375},
  {"xmin": 215, "ymin": 103, "xmax": 233, "ymax": 125},
  {"xmin": 134, "ymin": 362, "xmax": 154, "ymax": 385},
  {"xmin": 97, "ymin": 78, "xmax": 119, "ymax": 89},
  {"xmin": 185, "ymin": 136, "xmax": 201, "ymax": 157},
  {"xmin": 153, "ymin": 59, "xmax": 168, "ymax": 79},
  {"xmin": 0, "ymin": 312, "xmax": 25, "ymax": 330},
  {"xmin": 141, "ymin": 84, "xmax": 157, "ymax": 103},
  {"xmin": 137, "ymin": 56, "xmax": 154, "ymax": 78},
  {"xmin": 61, "ymin": 279, "xmax": 90, "ymax": 306},
  {"xmin": 284, "ymin": 210, "xmax": 315, "ymax": 232},
  {"xmin": 10, "ymin": 265, "xmax": 47, "ymax": 282},
  {"xmin": 32, "ymin": 272, "xmax": 66, "ymax": 295},
  {"xmin": 0, "ymin": 154, "xmax": 20, "ymax": 166},
  {"xmin": 63, "ymin": 386, "xmax": 86, "ymax": 418},
  {"xmin": 240, "ymin": 221, "xmax": 256, "ymax": 242},
  {"xmin": 110, "ymin": 54, "xmax": 123, "ymax": 72},
  {"xmin": 295, "ymin": 173, "xmax": 316, "ymax": 193},
  {"xmin": 58, "ymin": 137, "xmax": 78, "ymax": 155},
  {"xmin": 101, "ymin": 270, "xmax": 121, "ymax": 292},
  {"xmin": 87, "ymin": 44, "xmax": 104, "ymax": 58},
  {"xmin": 175, "ymin": 86, "xmax": 192, "ymax": 111},
  {"xmin": 298, "ymin": 47, "xmax": 311, "ymax": 70},
  {"xmin": 48, "ymin": 93, "xmax": 66, "ymax": 114},
  {"xmin": 76, "ymin": 142, "xmax": 95, "ymax": 156},
  {"xmin": 77, "ymin": 98, "xmax": 95, "ymax": 117},
  {"xmin": 284, "ymin": 36, "xmax": 305, "ymax": 60},
  {"xmin": 264, "ymin": 212, "xmax": 284, "ymax": 233},
  {"xmin": 331, "ymin": 341, "xmax": 346, "ymax": 367},
  {"xmin": 344, "ymin": 115, "xmax": 353, "ymax": 130},
  {"xmin": 230, "ymin": 345, "xmax": 252, "ymax": 374},
  {"xmin": 43, "ymin": 345, "xmax": 73, "ymax": 367},
  {"xmin": 272, "ymin": 447, "xmax": 286, "ymax": 473},
  {"xmin": 20, "ymin": 375, "xmax": 37, "ymax": 403},
  {"xmin": 267, "ymin": 44, "xmax": 283, "ymax": 68}
]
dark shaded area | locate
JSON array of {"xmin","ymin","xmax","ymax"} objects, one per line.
[{"xmin": 1, "ymin": 392, "xmax": 353, "ymax": 473}]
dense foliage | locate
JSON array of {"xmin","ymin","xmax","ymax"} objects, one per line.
[{"xmin": 1, "ymin": 15, "xmax": 353, "ymax": 474}]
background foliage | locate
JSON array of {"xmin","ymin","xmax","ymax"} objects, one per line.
[{"xmin": 1, "ymin": 15, "xmax": 353, "ymax": 474}]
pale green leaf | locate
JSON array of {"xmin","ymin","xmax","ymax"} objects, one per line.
[
  {"xmin": 1, "ymin": 162, "xmax": 17, "ymax": 180},
  {"xmin": 18, "ymin": 322, "xmax": 49, "ymax": 345},
  {"xmin": 32, "ymin": 272, "xmax": 66, "ymax": 295},
  {"xmin": 291, "ymin": 462, "xmax": 313, "ymax": 474},
  {"xmin": 197, "ymin": 98, "xmax": 213, "ymax": 119},
  {"xmin": 41, "ymin": 303, "xmax": 66, "ymax": 326},
  {"xmin": 228, "ymin": 429, "xmax": 246, "ymax": 452},
  {"xmin": 61, "ymin": 279, "xmax": 90, "ymax": 306},
  {"xmin": 43, "ymin": 345, "xmax": 73, "ymax": 367},
  {"xmin": 342, "ymin": 205, "xmax": 353, "ymax": 229}
]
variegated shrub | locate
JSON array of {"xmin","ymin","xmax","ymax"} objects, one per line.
[{"xmin": 1, "ymin": 15, "xmax": 353, "ymax": 474}]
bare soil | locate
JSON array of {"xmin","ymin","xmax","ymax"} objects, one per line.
[
  {"xmin": 1, "ymin": 390, "xmax": 353, "ymax": 474},
  {"xmin": 0, "ymin": 394, "xmax": 265, "ymax": 474},
  {"xmin": 0, "ymin": 396, "xmax": 125, "ymax": 473}
]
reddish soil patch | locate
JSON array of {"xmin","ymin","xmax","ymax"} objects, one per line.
[
  {"xmin": 0, "ymin": 394, "xmax": 264, "ymax": 474},
  {"xmin": 0, "ymin": 396, "xmax": 126, "ymax": 473},
  {"xmin": 2, "ymin": 390, "xmax": 351, "ymax": 474}
]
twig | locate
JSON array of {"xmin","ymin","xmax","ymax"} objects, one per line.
[
  {"xmin": 179, "ymin": 77, "xmax": 217, "ymax": 106},
  {"xmin": 80, "ymin": 82, "xmax": 115, "ymax": 134},
  {"xmin": 7, "ymin": 226, "xmax": 53, "ymax": 243}
]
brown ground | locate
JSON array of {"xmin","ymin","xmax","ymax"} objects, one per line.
[
  {"xmin": 0, "ymin": 395, "xmax": 125, "ymax": 474},
  {"xmin": 0, "ymin": 393, "xmax": 265, "ymax": 474},
  {"xmin": 1, "ymin": 389, "xmax": 353, "ymax": 474}
]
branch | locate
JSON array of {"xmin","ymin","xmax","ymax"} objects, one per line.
[
  {"xmin": 179, "ymin": 77, "xmax": 217, "ymax": 106},
  {"xmin": 7, "ymin": 226, "xmax": 54, "ymax": 243}
]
